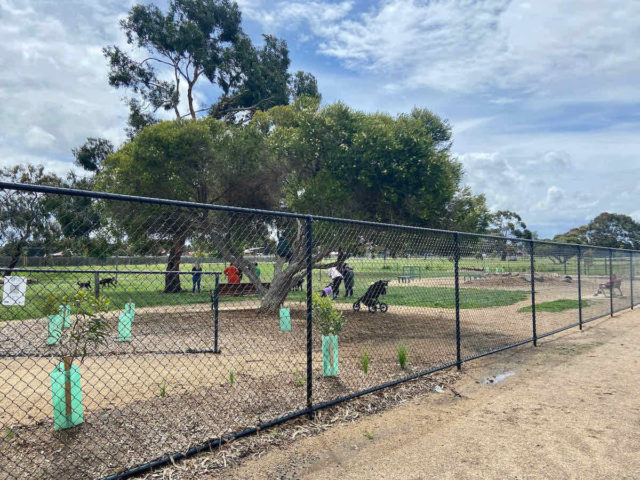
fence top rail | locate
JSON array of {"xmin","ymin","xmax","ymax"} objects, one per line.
[
  {"xmin": 2, "ymin": 268, "xmax": 222, "ymax": 275},
  {"xmin": 2, "ymin": 181, "xmax": 639, "ymax": 255}
]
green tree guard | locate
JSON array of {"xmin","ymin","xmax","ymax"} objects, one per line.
[
  {"xmin": 125, "ymin": 302, "xmax": 135, "ymax": 323},
  {"xmin": 280, "ymin": 307, "xmax": 291, "ymax": 331},
  {"xmin": 59, "ymin": 304, "xmax": 71, "ymax": 328},
  {"xmin": 50, "ymin": 359, "xmax": 83, "ymax": 430},
  {"xmin": 118, "ymin": 312, "xmax": 132, "ymax": 342},
  {"xmin": 47, "ymin": 314, "xmax": 63, "ymax": 345},
  {"xmin": 322, "ymin": 334, "xmax": 339, "ymax": 376}
]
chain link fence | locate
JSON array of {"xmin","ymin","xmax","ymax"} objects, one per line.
[{"xmin": 1, "ymin": 182, "xmax": 638, "ymax": 479}]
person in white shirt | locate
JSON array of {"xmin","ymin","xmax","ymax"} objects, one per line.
[{"xmin": 327, "ymin": 266, "xmax": 343, "ymax": 300}]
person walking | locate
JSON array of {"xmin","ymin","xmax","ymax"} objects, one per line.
[
  {"xmin": 254, "ymin": 262, "xmax": 261, "ymax": 278},
  {"xmin": 191, "ymin": 262, "xmax": 203, "ymax": 293},
  {"xmin": 328, "ymin": 266, "xmax": 343, "ymax": 300},
  {"xmin": 343, "ymin": 263, "xmax": 354, "ymax": 297}
]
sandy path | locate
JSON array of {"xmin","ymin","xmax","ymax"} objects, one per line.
[{"xmin": 219, "ymin": 307, "xmax": 640, "ymax": 480}]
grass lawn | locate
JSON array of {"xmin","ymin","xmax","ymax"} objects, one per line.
[
  {"xmin": 9, "ymin": 251, "xmax": 608, "ymax": 321},
  {"xmin": 517, "ymin": 299, "xmax": 592, "ymax": 313},
  {"xmin": 290, "ymin": 286, "xmax": 529, "ymax": 310},
  {"xmin": 2, "ymin": 271, "xmax": 530, "ymax": 321}
]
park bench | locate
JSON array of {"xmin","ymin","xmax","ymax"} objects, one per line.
[
  {"xmin": 397, "ymin": 275, "xmax": 412, "ymax": 283},
  {"xmin": 210, "ymin": 282, "xmax": 271, "ymax": 299},
  {"xmin": 463, "ymin": 273, "xmax": 486, "ymax": 283},
  {"xmin": 599, "ymin": 278, "xmax": 623, "ymax": 297}
]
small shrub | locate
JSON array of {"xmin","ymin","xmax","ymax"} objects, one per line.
[
  {"xmin": 293, "ymin": 371, "xmax": 305, "ymax": 387},
  {"xmin": 397, "ymin": 343, "xmax": 408, "ymax": 370},
  {"xmin": 4, "ymin": 427, "xmax": 15, "ymax": 440},
  {"xmin": 360, "ymin": 350, "xmax": 371, "ymax": 374},
  {"xmin": 229, "ymin": 369, "xmax": 235, "ymax": 386},
  {"xmin": 57, "ymin": 290, "xmax": 111, "ymax": 367},
  {"xmin": 159, "ymin": 381, "xmax": 167, "ymax": 398},
  {"xmin": 43, "ymin": 295, "xmax": 60, "ymax": 316},
  {"xmin": 381, "ymin": 265, "xmax": 391, "ymax": 270},
  {"xmin": 363, "ymin": 430, "xmax": 374, "ymax": 440},
  {"xmin": 312, "ymin": 293, "xmax": 346, "ymax": 336}
]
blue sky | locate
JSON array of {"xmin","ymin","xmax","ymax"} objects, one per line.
[{"xmin": 1, "ymin": 0, "xmax": 639, "ymax": 238}]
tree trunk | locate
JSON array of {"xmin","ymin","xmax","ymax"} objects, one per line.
[
  {"xmin": 258, "ymin": 263, "xmax": 304, "ymax": 314},
  {"xmin": 164, "ymin": 232, "xmax": 186, "ymax": 293},
  {"xmin": 257, "ymin": 247, "xmax": 348, "ymax": 314},
  {"xmin": 187, "ymin": 85, "xmax": 196, "ymax": 119}
]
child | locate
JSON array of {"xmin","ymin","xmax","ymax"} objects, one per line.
[{"xmin": 320, "ymin": 284, "xmax": 333, "ymax": 298}]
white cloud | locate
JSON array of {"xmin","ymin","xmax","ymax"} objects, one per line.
[
  {"xmin": 248, "ymin": 0, "xmax": 640, "ymax": 103},
  {"xmin": 0, "ymin": 0, "xmax": 131, "ymax": 175},
  {"xmin": 241, "ymin": 0, "xmax": 353, "ymax": 30},
  {"xmin": 538, "ymin": 151, "xmax": 572, "ymax": 169},
  {"xmin": 458, "ymin": 125, "xmax": 640, "ymax": 237},
  {"xmin": 453, "ymin": 117, "xmax": 494, "ymax": 135},
  {"xmin": 533, "ymin": 186, "xmax": 566, "ymax": 212},
  {"xmin": 24, "ymin": 126, "xmax": 56, "ymax": 149}
]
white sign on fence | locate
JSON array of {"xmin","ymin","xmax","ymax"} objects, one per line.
[{"xmin": 2, "ymin": 276, "xmax": 27, "ymax": 306}]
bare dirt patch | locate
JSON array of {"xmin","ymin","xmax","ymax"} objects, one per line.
[
  {"xmin": 191, "ymin": 309, "xmax": 640, "ymax": 480},
  {"xmin": 0, "ymin": 307, "xmax": 463, "ymax": 479}
]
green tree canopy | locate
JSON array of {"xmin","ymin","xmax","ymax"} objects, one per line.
[
  {"xmin": 76, "ymin": 0, "xmax": 319, "ymax": 172},
  {"xmin": 72, "ymin": 138, "xmax": 114, "ymax": 173},
  {"xmin": 254, "ymin": 100, "xmax": 470, "ymax": 227},
  {"xmin": 0, "ymin": 165, "xmax": 61, "ymax": 274},
  {"xmin": 104, "ymin": 0, "xmax": 317, "ymax": 126},
  {"xmin": 555, "ymin": 213, "xmax": 640, "ymax": 249},
  {"xmin": 489, "ymin": 210, "xmax": 532, "ymax": 239},
  {"xmin": 98, "ymin": 118, "xmax": 280, "ymax": 292},
  {"xmin": 442, "ymin": 187, "xmax": 491, "ymax": 234},
  {"xmin": 552, "ymin": 226, "xmax": 588, "ymax": 245}
]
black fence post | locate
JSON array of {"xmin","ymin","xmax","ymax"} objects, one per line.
[
  {"xmin": 305, "ymin": 217, "xmax": 313, "ymax": 418},
  {"xmin": 213, "ymin": 273, "xmax": 220, "ymax": 354},
  {"xmin": 577, "ymin": 245, "xmax": 583, "ymax": 330},
  {"xmin": 609, "ymin": 249, "xmax": 614, "ymax": 316},
  {"xmin": 454, "ymin": 233, "xmax": 461, "ymax": 370},
  {"xmin": 630, "ymin": 251, "xmax": 634, "ymax": 310},
  {"xmin": 94, "ymin": 271, "xmax": 100, "ymax": 298},
  {"xmin": 529, "ymin": 241, "xmax": 537, "ymax": 346}
]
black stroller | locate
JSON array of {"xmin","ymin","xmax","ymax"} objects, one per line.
[{"xmin": 353, "ymin": 280, "xmax": 389, "ymax": 313}]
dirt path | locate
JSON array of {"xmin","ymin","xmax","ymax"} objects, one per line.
[{"xmin": 220, "ymin": 308, "xmax": 640, "ymax": 480}]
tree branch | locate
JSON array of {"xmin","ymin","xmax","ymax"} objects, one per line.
[{"xmin": 139, "ymin": 57, "xmax": 175, "ymax": 68}]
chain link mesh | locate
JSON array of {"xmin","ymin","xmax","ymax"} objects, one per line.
[{"xmin": 1, "ymin": 184, "xmax": 639, "ymax": 479}]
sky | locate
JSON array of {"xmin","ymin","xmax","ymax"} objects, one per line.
[{"xmin": 1, "ymin": 0, "xmax": 639, "ymax": 238}]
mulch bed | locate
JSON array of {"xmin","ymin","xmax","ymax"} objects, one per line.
[{"xmin": 0, "ymin": 307, "xmax": 476, "ymax": 479}]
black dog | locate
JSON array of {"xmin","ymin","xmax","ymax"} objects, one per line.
[
  {"xmin": 99, "ymin": 277, "xmax": 117, "ymax": 288},
  {"xmin": 290, "ymin": 276, "xmax": 305, "ymax": 292},
  {"xmin": 77, "ymin": 281, "xmax": 91, "ymax": 289}
]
